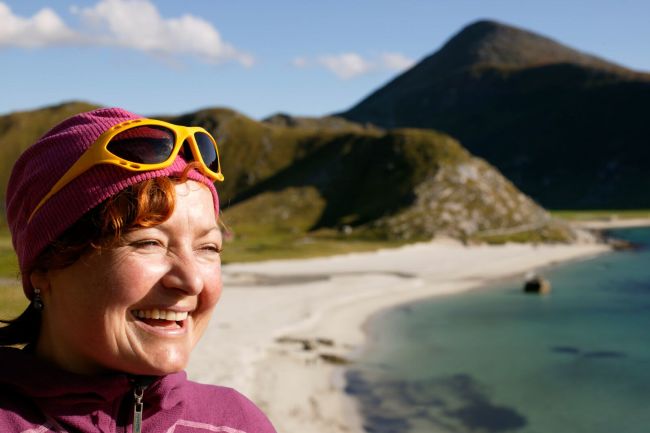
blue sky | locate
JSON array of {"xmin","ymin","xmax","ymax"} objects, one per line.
[{"xmin": 1, "ymin": 0, "xmax": 648, "ymax": 119}]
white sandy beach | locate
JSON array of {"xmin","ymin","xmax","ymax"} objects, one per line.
[{"xmin": 187, "ymin": 236, "xmax": 614, "ymax": 433}]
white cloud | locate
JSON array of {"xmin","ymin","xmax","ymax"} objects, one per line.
[
  {"xmin": 0, "ymin": 0, "xmax": 253, "ymax": 67},
  {"xmin": 380, "ymin": 52, "xmax": 416, "ymax": 71},
  {"xmin": 299, "ymin": 51, "xmax": 416, "ymax": 80},
  {"xmin": 0, "ymin": 2, "xmax": 77, "ymax": 47},
  {"xmin": 74, "ymin": 0, "xmax": 253, "ymax": 66},
  {"xmin": 317, "ymin": 53, "xmax": 374, "ymax": 80}
]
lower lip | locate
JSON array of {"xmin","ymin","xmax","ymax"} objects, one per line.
[{"xmin": 131, "ymin": 315, "xmax": 190, "ymax": 337}]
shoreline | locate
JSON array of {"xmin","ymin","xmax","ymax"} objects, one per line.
[
  {"xmin": 570, "ymin": 217, "xmax": 650, "ymax": 230},
  {"xmin": 188, "ymin": 238, "xmax": 613, "ymax": 433}
]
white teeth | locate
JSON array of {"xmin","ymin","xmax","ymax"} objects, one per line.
[{"xmin": 133, "ymin": 310, "xmax": 189, "ymax": 321}]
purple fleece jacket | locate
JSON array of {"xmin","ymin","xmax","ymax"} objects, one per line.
[{"xmin": 0, "ymin": 347, "xmax": 277, "ymax": 433}]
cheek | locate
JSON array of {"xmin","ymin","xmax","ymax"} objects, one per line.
[
  {"xmin": 100, "ymin": 260, "xmax": 166, "ymax": 303},
  {"xmin": 52, "ymin": 278, "xmax": 148, "ymax": 333},
  {"xmin": 196, "ymin": 266, "xmax": 223, "ymax": 320},
  {"xmin": 203, "ymin": 256, "xmax": 223, "ymax": 298},
  {"xmin": 67, "ymin": 276, "xmax": 141, "ymax": 331},
  {"xmin": 204, "ymin": 272, "xmax": 223, "ymax": 309}
]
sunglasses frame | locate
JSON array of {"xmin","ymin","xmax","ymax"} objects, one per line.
[{"xmin": 28, "ymin": 118, "xmax": 224, "ymax": 223}]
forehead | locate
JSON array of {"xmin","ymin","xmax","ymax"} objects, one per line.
[{"xmin": 167, "ymin": 181, "xmax": 218, "ymax": 224}]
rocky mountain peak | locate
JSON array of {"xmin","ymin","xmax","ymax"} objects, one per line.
[{"xmin": 427, "ymin": 19, "xmax": 624, "ymax": 73}]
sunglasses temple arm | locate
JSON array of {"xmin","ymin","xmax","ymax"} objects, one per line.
[{"xmin": 27, "ymin": 152, "xmax": 99, "ymax": 224}]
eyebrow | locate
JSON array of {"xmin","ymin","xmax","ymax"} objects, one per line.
[{"xmin": 196, "ymin": 226, "xmax": 222, "ymax": 237}]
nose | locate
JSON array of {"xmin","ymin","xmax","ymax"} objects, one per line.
[{"xmin": 161, "ymin": 251, "xmax": 204, "ymax": 295}]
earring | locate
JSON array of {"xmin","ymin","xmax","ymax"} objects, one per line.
[{"xmin": 33, "ymin": 288, "xmax": 44, "ymax": 311}]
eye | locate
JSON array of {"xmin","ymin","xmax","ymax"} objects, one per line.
[
  {"xmin": 131, "ymin": 239, "xmax": 163, "ymax": 249},
  {"xmin": 200, "ymin": 244, "xmax": 223, "ymax": 254}
]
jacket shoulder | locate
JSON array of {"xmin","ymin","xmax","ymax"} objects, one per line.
[{"xmin": 178, "ymin": 382, "xmax": 277, "ymax": 433}]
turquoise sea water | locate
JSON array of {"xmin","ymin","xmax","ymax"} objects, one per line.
[{"xmin": 347, "ymin": 227, "xmax": 650, "ymax": 433}]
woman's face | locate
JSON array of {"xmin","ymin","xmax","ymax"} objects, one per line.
[{"xmin": 33, "ymin": 181, "xmax": 223, "ymax": 375}]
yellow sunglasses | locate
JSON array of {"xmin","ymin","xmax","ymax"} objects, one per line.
[{"xmin": 29, "ymin": 118, "xmax": 224, "ymax": 223}]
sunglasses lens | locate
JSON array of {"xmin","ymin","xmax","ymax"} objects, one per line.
[
  {"xmin": 195, "ymin": 132, "xmax": 220, "ymax": 173},
  {"xmin": 107, "ymin": 126, "xmax": 175, "ymax": 164}
]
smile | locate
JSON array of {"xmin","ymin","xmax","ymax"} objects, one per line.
[{"xmin": 131, "ymin": 309, "xmax": 190, "ymax": 333}]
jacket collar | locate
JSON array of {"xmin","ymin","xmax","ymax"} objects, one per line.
[{"xmin": 0, "ymin": 346, "xmax": 186, "ymax": 410}]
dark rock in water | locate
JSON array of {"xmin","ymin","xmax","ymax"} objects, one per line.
[
  {"xmin": 523, "ymin": 273, "xmax": 551, "ymax": 294},
  {"xmin": 606, "ymin": 237, "xmax": 638, "ymax": 251}
]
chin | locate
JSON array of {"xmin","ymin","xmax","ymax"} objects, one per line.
[
  {"xmin": 123, "ymin": 349, "xmax": 190, "ymax": 376},
  {"xmin": 149, "ymin": 357, "xmax": 189, "ymax": 375}
]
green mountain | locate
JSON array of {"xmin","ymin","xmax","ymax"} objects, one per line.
[
  {"xmin": 340, "ymin": 20, "xmax": 650, "ymax": 209},
  {"xmin": 0, "ymin": 102, "xmax": 577, "ymax": 243},
  {"xmin": 0, "ymin": 101, "xmax": 100, "ymax": 214}
]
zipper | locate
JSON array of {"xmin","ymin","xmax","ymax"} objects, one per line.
[
  {"xmin": 128, "ymin": 376, "xmax": 155, "ymax": 433},
  {"xmin": 133, "ymin": 385, "xmax": 145, "ymax": 433}
]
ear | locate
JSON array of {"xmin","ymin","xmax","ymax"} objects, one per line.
[{"xmin": 29, "ymin": 270, "xmax": 51, "ymax": 295}]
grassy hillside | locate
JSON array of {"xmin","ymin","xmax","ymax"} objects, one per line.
[{"xmin": 222, "ymin": 126, "xmax": 578, "ymax": 245}]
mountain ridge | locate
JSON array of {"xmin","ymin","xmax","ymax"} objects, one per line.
[{"xmin": 340, "ymin": 20, "xmax": 650, "ymax": 208}]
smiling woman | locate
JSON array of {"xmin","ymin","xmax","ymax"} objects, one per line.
[{"xmin": 0, "ymin": 108, "xmax": 276, "ymax": 433}]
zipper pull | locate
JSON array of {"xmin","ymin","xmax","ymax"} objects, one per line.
[{"xmin": 133, "ymin": 386, "xmax": 144, "ymax": 433}]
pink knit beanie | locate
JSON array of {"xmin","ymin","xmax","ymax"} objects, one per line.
[{"xmin": 6, "ymin": 107, "xmax": 220, "ymax": 298}]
